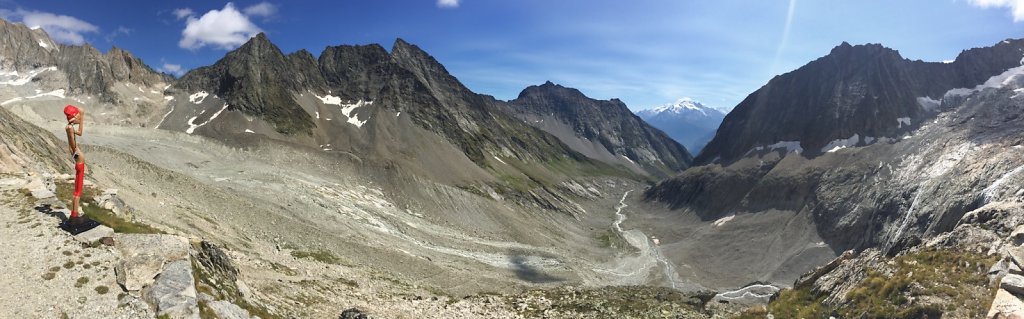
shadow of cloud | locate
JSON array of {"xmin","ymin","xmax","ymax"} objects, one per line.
[{"xmin": 508, "ymin": 254, "xmax": 564, "ymax": 284}]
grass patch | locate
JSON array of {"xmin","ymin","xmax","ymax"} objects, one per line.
[
  {"xmin": 291, "ymin": 250, "xmax": 346, "ymax": 265},
  {"xmin": 55, "ymin": 182, "xmax": 163, "ymax": 234},
  {"xmin": 767, "ymin": 248, "xmax": 998, "ymax": 319},
  {"xmin": 74, "ymin": 276, "xmax": 89, "ymax": 288},
  {"xmin": 41, "ymin": 272, "xmax": 55, "ymax": 280},
  {"xmin": 94, "ymin": 285, "xmax": 109, "ymax": 294}
]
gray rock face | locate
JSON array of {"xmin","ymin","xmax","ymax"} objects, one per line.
[
  {"xmin": 1001, "ymin": 274, "xmax": 1024, "ymax": 296},
  {"xmin": 0, "ymin": 19, "xmax": 57, "ymax": 71},
  {"xmin": 646, "ymin": 38, "xmax": 1024, "ymax": 258},
  {"xmin": 0, "ymin": 105, "xmax": 69, "ymax": 175},
  {"xmin": 0, "ymin": 18, "xmax": 169, "ymax": 101},
  {"xmin": 72, "ymin": 224, "xmax": 114, "ymax": 244},
  {"xmin": 143, "ymin": 260, "xmax": 199, "ymax": 319},
  {"xmin": 697, "ymin": 40, "xmax": 1024, "ymax": 165},
  {"xmin": 504, "ymin": 81, "xmax": 692, "ymax": 178},
  {"xmin": 339, "ymin": 308, "xmax": 372, "ymax": 319},
  {"xmin": 114, "ymin": 234, "xmax": 190, "ymax": 291},
  {"xmin": 174, "ymin": 33, "xmax": 314, "ymax": 134},
  {"xmin": 207, "ymin": 300, "xmax": 252, "ymax": 319},
  {"xmin": 194, "ymin": 240, "xmax": 238, "ymax": 281}
]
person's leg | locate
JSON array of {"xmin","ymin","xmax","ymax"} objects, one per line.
[{"xmin": 72, "ymin": 161, "xmax": 84, "ymax": 219}]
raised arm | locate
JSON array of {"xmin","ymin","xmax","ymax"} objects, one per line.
[{"xmin": 74, "ymin": 108, "xmax": 84, "ymax": 136}]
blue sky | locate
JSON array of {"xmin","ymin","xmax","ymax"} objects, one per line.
[{"xmin": 0, "ymin": 0, "xmax": 1022, "ymax": 111}]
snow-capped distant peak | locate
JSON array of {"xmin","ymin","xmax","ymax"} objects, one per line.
[{"xmin": 644, "ymin": 97, "xmax": 716, "ymax": 117}]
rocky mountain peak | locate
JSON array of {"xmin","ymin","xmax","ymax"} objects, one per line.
[
  {"xmin": 505, "ymin": 82, "xmax": 692, "ymax": 176},
  {"xmin": 517, "ymin": 81, "xmax": 591, "ymax": 102},
  {"xmin": 695, "ymin": 38, "xmax": 1024, "ymax": 165},
  {"xmin": 174, "ymin": 32, "xmax": 315, "ymax": 134}
]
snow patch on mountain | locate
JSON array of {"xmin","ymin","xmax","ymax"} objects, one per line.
[
  {"xmin": 945, "ymin": 64, "xmax": 1024, "ymax": 97},
  {"xmin": 1, "ymin": 89, "xmax": 67, "ymax": 106},
  {"xmin": 823, "ymin": 134, "xmax": 860, "ymax": 153},
  {"xmin": 748, "ymin": 141, "xmax": 803, "ymax": 156},
  {"xmin": 186, "ymin": 103, "xmax": 230, "ymax": 134},
  {"xmin": 340, "ymin": 100, "xmax": 371, "ymax": 128},
  {"xmin": 189, "ymin": 91, "xmax": 209, "ymax": 104},
  {"xmin": 0, "ymin": 67, "xmax": 57, "ymax": 86}
]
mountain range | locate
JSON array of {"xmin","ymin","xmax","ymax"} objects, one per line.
[{"xmin": 1, "ymin": 13, "xmax": 1023, "ymax": 318}]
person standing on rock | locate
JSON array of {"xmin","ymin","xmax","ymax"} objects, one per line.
[{"xmin": 62, "ymin": 104, "xmax": 96, "ymax": 232}]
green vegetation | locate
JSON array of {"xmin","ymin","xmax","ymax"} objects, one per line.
[
  {"xmin": 190, "ymin": 257, "xmax": 279, "ymax": 319},
  {"xmin": 55, "ymin": 182, "xmax": 163, "ymax": 234},
  {"xmin": 761, "ymin": 248, "xmax": 998, "ymax": 319},
  {"xmin": 74, "ymin": 276, "xmax": 89, "ymax": 288},
  {"xmin": 94, "ymin": 286, "xmax": 109, "ymax": 294},
  {"xmin": 291, "ymin": 250, "xmax": 346, "ymax": 265}
]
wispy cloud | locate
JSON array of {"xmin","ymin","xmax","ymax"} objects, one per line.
[
  {"xmin": 967, "ymin": 0, "xmax": 1024, "ymax": 21},
  {"xmin": 172, "ymin": 8, "xmax": 194, "ymax": 20},
  {"xmin": 105, "ymin": 26, "xmax": 131, "ymax": 43},
  {"xmin": 157, "ymin": 61, "xmax": 185, "ymax": 77},
  {"xmin": 243, "ymin": 2, "xmax": 278, "ymax": 18},
  {"xmin": 0, "ymin": 8, "xmax": 99, "ymax": 44},
  {"xmin": 437, "ymin": 0, "xmax": 460, "ymax": 8},
  {"xmin": 178, "ymin": 2, "xmax": 263, "ymax": 50}
]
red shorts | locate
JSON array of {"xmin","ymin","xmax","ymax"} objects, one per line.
[{"xmin": 74, "ymin": 162, "xmax": 85, "ymax": 197}]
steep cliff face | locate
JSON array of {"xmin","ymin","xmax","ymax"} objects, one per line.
[
  {"xmin": 174, "ymin": 33, "xmax": 316, "ymax": 134},
  {"xmin": 0, "ymin": 19, "xmax": 169, "ymax": 101},
  {"xmin": 697, "ymin": 40, "xmax": 1024, "ymax": 165},
  {"xmin": 641, "ymin": 39, "xmax": 1024, "ymax": 289},
  {"xmin": 503, "ymin": 81, "xmax": 692, "ymax": 178}
]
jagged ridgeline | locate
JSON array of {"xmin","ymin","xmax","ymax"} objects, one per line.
[
  {"xmin": 166, "ymin": 33, "xmax": 691, "ymax": 182},
  {"xmin": 0, "ymin": 19, "xmax": 171, "ymax": 101}
]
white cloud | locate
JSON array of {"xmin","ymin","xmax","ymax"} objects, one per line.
[
  {"xmin": 0, "ymin": 9, "xmax": 99, "ymax": 44},
  {"xmin": 243, "ymin": 2, "xmax": 278, "ymax": 17},
  {"xmin": 158, "ymin": 62, "xmax": 185, "ymax": 76},
  {"xmin": 105, "ymin": 26, "xmax": 131, "ymax": 42},
  {"xmin": 437, "ymin": 0, "xmax": 460, "ymax": 8},
  {"xmin": 173, "ymin": 8, "xmax": 195, "ymax": 20},
  {"xmin": 968, "ymin": 0, "xmax": 1024, "ymax": 21},
  {"xmin": 178, "ymin": 3, "xmax": 262, "ymax": 50}
]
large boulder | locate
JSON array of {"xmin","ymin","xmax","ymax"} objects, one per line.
[
  {"xmin": 207, "ymin": 300, "xmax": 253, "ymax": 319},
  {"xmin": 114, "ymin": 234, "xmax": 189, "ymax": 291},
  {"xmin": 1001, "ymin": 274, "xmax": 1024, "ymax": 296},
  {"xmin": 988, "ymin": 288, "xmax": 1024, "ymax": 319},
  {"xmin": 194, "ymin": 240, "xmax": 238, "ymax": 281},
  {"xmin": 143, "ymin": 260, "xmax": 199, "ymax": 319}
]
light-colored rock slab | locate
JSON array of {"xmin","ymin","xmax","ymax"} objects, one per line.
[
  {"xmin": 1010, "ymin": 247, "xmax": 1024, "ymax": 269},
  {"xmin": 73, "ymin": 224, "xmax": 114, "ymax": 244},
  {"xmin": 1002, "ymin": 274, "xmax": 1024, "ymax": 296},
  {"xmin": 1012, "ymin": 225, "xmax": 1024, "ymax": 246},
  {"xmin": 208, "ymin": 300, "xmax": 253, "ymax": 319},
  {"xmin": 987, "ymin": 288, "xmax": 1024, "ymax": 319},
  {"xmin": 29, "ymin": 188, "xmax": 54, "ymax": 199},
  {"xmin": 144, "ymin": 260, "xmax": 199, "ymax": 319},
  {"xmin": 114, "ymin": 234, "xmax": 190, "ymax": 291}
]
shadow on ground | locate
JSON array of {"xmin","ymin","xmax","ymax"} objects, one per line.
[{"xmin": 508, "ymin": 254, "xmax": 564, "ymax": 283}]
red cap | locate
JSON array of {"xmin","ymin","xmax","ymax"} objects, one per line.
[{"xmin": 63, "ymin": 105, "xmax": 79, "ymax": 120}]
